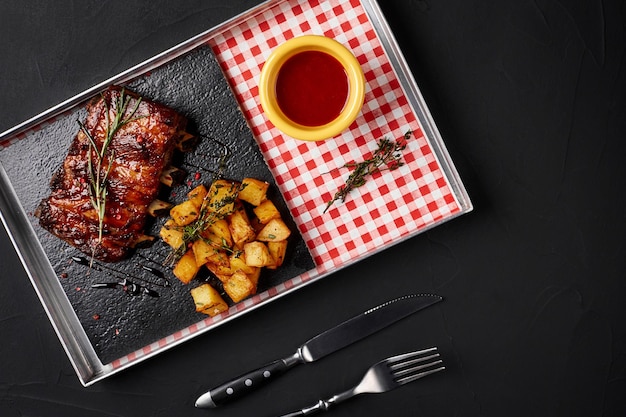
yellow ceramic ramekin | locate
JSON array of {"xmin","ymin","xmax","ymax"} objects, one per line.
[{"xmin": 259, "ymin": 35, "xmax": 365, "ymax": 142}]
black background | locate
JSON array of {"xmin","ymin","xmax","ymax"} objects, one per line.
[{"xmin": 1, "ymin": 1, "xmax": 625, "ymax": 416}]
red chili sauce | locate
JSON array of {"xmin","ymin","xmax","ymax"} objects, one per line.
[{"xmin": 275, "ymin": 50, "xmax": 349, "ymax": 127}]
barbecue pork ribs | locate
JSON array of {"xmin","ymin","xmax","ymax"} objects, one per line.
[{"xmin": 36, "ymin": 86, "xmax": 188, "ymax": 262}]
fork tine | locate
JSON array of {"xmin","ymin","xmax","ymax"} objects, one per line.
[
  {"xmin": 395, "ymin": 363, "xmax": 445, "ymax": 385},
  {"xmin": 386, "ymin": 347, "xmax": 439, "ymax": 369},
  {"xmin": 389, "ymin": 352, "xmax": 440, "ymax": 371},
  {"xmin": 393, "ymin": 357, "xmax": 442, "ymax": 377},
  {"xmin": 386, "ymin": 347, "xmax": 445, "ymax": 386}
]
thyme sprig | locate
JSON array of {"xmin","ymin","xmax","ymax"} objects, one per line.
[
  {"xmin": 324, "ymin": 130, "xmax": 412, "ymax": 213},
  {"xmin": 78, "ymin": 88, "xmax": 143, "ymax": 244},
  {"xmin": 164, "ymin": 182, "xmax": 244, "ymax": 267}
]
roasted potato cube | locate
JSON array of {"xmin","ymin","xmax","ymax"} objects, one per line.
[
  {"xmin": 206, "ymin": 219, "xmax": 233, "ymax": 248},
  {"xmin": 200, "ymin": 230, "xmax": 224, "ymax": 249},
  {"xmin": 173, "ymin": 250, "xmax": 200, "ymax": 284},
  {"xmin": 187, "ymin": 184, "xmax": 208, "ymax": 209},
  {"xmin": 192, "ymin": 239, "xmax": 228, "ymax": 267},
  {"xmin": 267, "ymin": 240, "xmax": 288, "ymax": 269},
  {"xmin": 224, "ymin": 271, "xmax": 255, "ymax": 303},
  {"xmin": 207, "ymin": 250, "xmax": 229, "ymax": 267},
  {"xmin": 206, "ymin": 179, "xmax": 240, "ymax": 217},
  {"xmin": 238, "ymin": 177, "xmax": 269, "ymax": 206},
  {"xmin": 159, "ymin": 219, "xmax": 184, "ymax": 250},
  {"xmin": 252, "ymin": 199, "xmax": 281, "ymax": 224},
  {"xmin": 192, "ymin": 239, "xmax": 212, "ymax": 266},
  {"xmin": 243, "ymin": 241, "xmax": 275, "ymax": 267},
  {"xmin": 247, "ymin": 267, "xmax": 261, "ymax": 292},
  {"xmin": 228, "ymin": 209, "xmax": 257, "ymax": 247},
  {"xmin": 170, "ymin": 200, "xmax": 200, "ymax": 226},
  {"xmin": 190, "ymin": 283, "xmax": 228, "ymax": 316},
  {"xmin": 256, "ymin": 218, "xmax": 291, "ymax": 242},
  {"xmin": 229, "ymin": 252, "xmax": 256, "ymax": 274},
  {"xmin": 205, "ymin": 260, "xmax": 233, "ymax": 279}
]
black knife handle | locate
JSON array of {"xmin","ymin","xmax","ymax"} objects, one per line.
[{"xmin": 201, "ymin": 356, "xmax": 301, "ymax": 407}]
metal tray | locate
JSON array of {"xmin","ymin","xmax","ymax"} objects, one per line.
[{"xmin": 0, "ymin": 0, "xmax": 472, "ymax": 386}]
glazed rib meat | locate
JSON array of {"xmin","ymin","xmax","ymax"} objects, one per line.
[{"xmin": 36, "ymin": 86, "xmax": 187, "ymax": 262}]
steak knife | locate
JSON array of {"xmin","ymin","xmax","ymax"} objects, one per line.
[{"xmin": 195, "ymin": 293, "xmax": 442, "ymax": 408}]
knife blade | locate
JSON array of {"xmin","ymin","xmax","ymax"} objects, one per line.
[{"xmin": 195, "ymin": 293, "xmax": 442, "ymax": 408}]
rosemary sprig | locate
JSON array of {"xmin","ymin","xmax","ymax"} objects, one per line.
[
  {"xmin": 78, "ymin": 88, "xmax": 143, "ymax": 244},
  {"xmin": 324, "ymin": 130, "xmax": 412, "ymax": 213}
]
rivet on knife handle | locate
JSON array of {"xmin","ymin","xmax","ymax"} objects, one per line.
[
  {"xmin": 194, "ymin": 294, "xmax": 443, "ymax": 408},
  {"xmin": 195, "ymin": 352, "xmax": 304, "ymax": 408}
]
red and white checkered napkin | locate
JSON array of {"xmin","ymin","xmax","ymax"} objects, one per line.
[{"xmin": 209, "ymin": 0, "xmax": 462, "ymax": 272}]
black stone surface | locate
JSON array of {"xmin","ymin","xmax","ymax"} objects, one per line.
[{"xmin": 0, "ymin": 43, "xmax": 314, "ymax": 365}]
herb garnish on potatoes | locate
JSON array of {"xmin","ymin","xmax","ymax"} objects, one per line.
[{"xmin": 159, "ymin": 178, "xmax": 291, "ymax": 315}]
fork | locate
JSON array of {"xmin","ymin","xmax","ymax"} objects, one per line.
[{"xmin": 277, "ymin": 347, "xmax": 444, "ymax": 416}]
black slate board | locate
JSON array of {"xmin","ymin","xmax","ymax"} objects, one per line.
[{"xmin": 0, "ymin": 45, "xmax": 314, "ymax": 364}]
